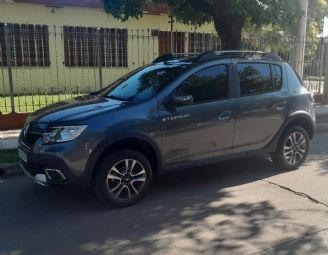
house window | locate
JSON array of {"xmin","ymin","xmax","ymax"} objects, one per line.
[
  {"xmin": 188, "ymin": 33, "xmax": 214, "ymax": 53},
  {"xmin": 63, "ymin": 26, "xmax": 128, "ymax": 67},
  {"xmin": 0, "ymin": 23, "xmax": 50, "ymax": 67},
  {"xmin": 158, "ymin": 31, "xmax": 185, "ymax": 56}
]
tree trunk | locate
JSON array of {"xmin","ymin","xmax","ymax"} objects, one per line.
[{"xmin": 214, "ymin": 15, "xmax": 245, "ymax": 50}]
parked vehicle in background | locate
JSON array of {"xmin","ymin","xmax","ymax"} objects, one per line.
[{"xmin": 18, "ymin": 51, "xmax": 316, "ymax": 207}]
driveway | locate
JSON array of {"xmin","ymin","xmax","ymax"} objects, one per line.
[{"xmin": 1, "ymin": 132, "xmax": 328, "ymax": 255}]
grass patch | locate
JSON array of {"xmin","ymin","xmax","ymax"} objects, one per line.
[
  {"xmin": 0, "ymin": 93, "xmax": 83, "ymax": 114},
  {"xmin": 0, "ymin": 150, "xmax": 19, "ymax": 163},
  {"xmin": 305, "ymin": 76, "xmax": 324, "ymax": 81}
]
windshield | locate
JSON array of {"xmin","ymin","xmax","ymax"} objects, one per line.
[{"xmin": 99, "ymin": 63, "xmax": 192, "ymax": 102}]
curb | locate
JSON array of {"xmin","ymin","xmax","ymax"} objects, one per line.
[
  {"xmin": 317, "ymin": 115, "xmax": 328, "ymax": 124},
  {"xmin": 316, "ymin": 121, "xmax": 328, "ymax": 134}
]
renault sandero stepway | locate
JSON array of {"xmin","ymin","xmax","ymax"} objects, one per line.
[{"xmin": 18, "ymin": 51, "xmax": 316, "ymax": 207}]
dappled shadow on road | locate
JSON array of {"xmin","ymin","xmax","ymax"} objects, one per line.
[
  {"xmin": 1, "ymin": 156, "xmax": 328, "ymax": 255},
  {"xmin": 260, "ymin": 228, "xmax": 328, "ymax": 255}
]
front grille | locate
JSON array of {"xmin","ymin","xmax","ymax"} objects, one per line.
[
  {"xmin": 23, "ymin": 124, "xmax": 45, "ymax": 147},
  {"xmin": 21, "ymin": 160, "xmax": 44, "ymax": 177}
]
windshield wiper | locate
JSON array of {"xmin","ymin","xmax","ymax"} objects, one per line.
[{"xmin": 103, "ymin": 95, "xmax": 132, "ymax": 102}]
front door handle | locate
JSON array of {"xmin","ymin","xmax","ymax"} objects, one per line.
[
  {"xmin": 276, "ymin": 105, "xmax": 287, "ymax": 111},
  {"xmin": 219, "ymin": 110, "xmax": 232, "ymax": 121}
]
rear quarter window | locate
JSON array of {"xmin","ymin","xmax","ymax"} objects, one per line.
[{"xmin": 285, "ymin": 63, "xmax": 304, "ymax": 93}]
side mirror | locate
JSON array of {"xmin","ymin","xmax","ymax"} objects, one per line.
[{"xmin": 168, "ymin": 94, "xmax": 193, "ymax": 107}]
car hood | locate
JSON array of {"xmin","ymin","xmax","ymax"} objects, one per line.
[{"xmin": 26, "ymin": 95, "xmax": 125, "ymax": 124}]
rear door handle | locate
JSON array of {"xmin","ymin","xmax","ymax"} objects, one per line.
[{"xmin": 219, "ymin": 110, "xmax": 232, "ymax": 121}]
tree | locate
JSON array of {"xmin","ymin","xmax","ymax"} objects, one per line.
[
  {"xmin": 307, "ymin": 0, "xmax": 328, "ymax": 38},
  {"xmin": 102, "ymin": 0, "xmax": 302, "ymax": 50},
  {"xmin": 241, "ymin": 0, "xmax": 328, "ymax": 58}
]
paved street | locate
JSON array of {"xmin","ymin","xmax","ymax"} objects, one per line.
[{"xmin": 1, "ymin": 132, "xmax": 328, "ymax": 255}]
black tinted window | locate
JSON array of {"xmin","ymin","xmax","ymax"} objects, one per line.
[
  {"xmin": 271, "ymin": 64, "xmax": 283, "ymax": 90},
  {"xmin": 101, "ymin": 64, "xmax": 191, "ymax": 102},
  {"xmin": 237, "ymin": 63, "xmax": 273, "ymax": 96},
  {"xmin": 177, "ymin": 65, "xmax": 229, "ymax": 103}
]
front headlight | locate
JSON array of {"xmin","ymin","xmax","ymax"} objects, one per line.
[{"xmin": 43, "ymin": 125, "xmax": 87, "ymax": 144}]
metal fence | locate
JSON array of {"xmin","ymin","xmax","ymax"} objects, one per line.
[
  {"xmin": 0, "ymin": 23, "xmax": 325, "ymax": 113},
  {"xmin": 0, "ymin": 130, "xmax": 20, "ymax": 168}
]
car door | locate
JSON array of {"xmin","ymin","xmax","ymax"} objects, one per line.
[
  {"xmin": 232, "ymin": 62, "xmax": 290, "ymax": 153},
  {"xmin": 159, "ymin": 64, "xmax": 236, "ymax": 165}
]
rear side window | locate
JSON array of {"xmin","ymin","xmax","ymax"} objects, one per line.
[
  {"xmin": 177, "ymin": 65, "xmax": 229, "ymax": 103},
  {"xmin": 237, "ymin": 63, "xmax": 282, "ymax": 96}
]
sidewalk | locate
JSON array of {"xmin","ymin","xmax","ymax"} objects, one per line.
[
  {"xmin": 0, "ymin": 130, "xmax": 21, "ymax": 176},
  {"xmin": 0, "ymin": 129, "xmax": 21, "ymax": 150},
  {"xmin": 314, "ymin": 104, "xmax": 328, "ymax": 123}
]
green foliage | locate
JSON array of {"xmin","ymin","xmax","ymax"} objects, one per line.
[
  {"xmin": 103, "ymin": 0, "xmax": 144, "ymax": 22},
  {"xmin": 307, "ymin": 0, "xmax": 328, "ymax": 38},
  {"xmin": 244, "ymin": 0, "xmax": 328, "ymax": 39},
  {"xmin": 102, "ymin": 0, "xmax": 326, "ymax": 50},
  {"xmin": 0, "ymin": 150, "xmax": 19, "ymax": 163},
  {"xmin": 102, "ymin": 0, "xmax": 301, "ymax": 29}
]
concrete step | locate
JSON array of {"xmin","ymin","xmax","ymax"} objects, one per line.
[{"xmin": 0, "ymin": 129, "xmax": 20, "ymax": 150}]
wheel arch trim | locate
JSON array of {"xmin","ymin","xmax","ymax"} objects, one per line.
[
  {"xmin": 265, "ymin": 111, "xmax": 315, "ymax": 152},
  {"xmin": 84, "ymin": 131, "xmax": 162, "ymax": 183}
]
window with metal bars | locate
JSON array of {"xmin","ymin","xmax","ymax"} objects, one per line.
[
  {"xmin": 0, "ymin": 23, "xmax": 50, "ymax": 67},
  {"xmin": 189, "ymin": 33, "xmax": 215, "ymax": 53},
  {"xmin": 63, "ymin": 26, "xmax": 128, "ymax": 67},
  {"xmin": 156, "ymin": 31, "xmax": 185, "ymax": 56}
]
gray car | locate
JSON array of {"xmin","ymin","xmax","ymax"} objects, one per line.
[{"xmin": 18, "ymin": 51, "xmax": 316, "ymax": 207}]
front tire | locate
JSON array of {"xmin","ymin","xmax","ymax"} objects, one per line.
[
  {"xmin": 271, "ymin": 127, "xmax": 310, "ymax": 170},
  {"xmin": 94, "ymin": 150, "xmax": 153, "ymax": 207}
]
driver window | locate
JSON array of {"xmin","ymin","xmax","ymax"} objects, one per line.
[{"xmin": 176, "ymin": 65, "xmax": 229, "ymax": 104}]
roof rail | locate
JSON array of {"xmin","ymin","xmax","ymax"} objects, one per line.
[
  {"xmin": 152, "ymin": 51, "xmax": 282, "ymax": 64},
  {"xmin": 152, "ymin": 53, "xmax": 175, "ymax": 63},
  {"xmin": 152, "ymin": 52, "xmax": 199, "ymax": 63},
  {"xmin": 196, "ymin": 51, "xmax": 282, "ymax": 63}
]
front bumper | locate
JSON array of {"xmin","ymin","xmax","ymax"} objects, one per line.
[
  {"xmin": 18, "ymin": 140, "xmax": 77, "ymax": 186},
  {"xmin": 20, "ymin": 161, "xmax": 48, "ymax": 186},
  {"xmin": 17, "ymin": 126, "xmax": 96, "ymax": 187}
]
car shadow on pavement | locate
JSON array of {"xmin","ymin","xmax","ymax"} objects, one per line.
[{"xmin": 1, "ymin": 156, "xmax": 328, "ymax": 255}]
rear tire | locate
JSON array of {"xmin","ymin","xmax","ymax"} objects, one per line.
[
  {"xmin": 271, "ymin": 127, "xmax": 310, "ymax": 170},
  {"xmin": 94, "ymin": 150, "xmax": 153, "ymax": 207}
]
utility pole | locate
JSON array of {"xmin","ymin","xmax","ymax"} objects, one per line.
[
  {"xmin": 292, "ymin": 0, "xmax": 308, "ymax": 77},
  {"xmin": 4, "ymin": 23, "xmax": 15, "ymax": 113},
  {"xmin": 168, "ymin": 17, "xmax": 175, "ymax": 52},
  {"xmin": 323, "ymin": 38, "xmax": 328, "ymax": 103}
]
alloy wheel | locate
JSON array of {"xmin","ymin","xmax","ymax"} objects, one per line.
[
  {"xmin": 283, "ymin": 132, "xmax": 307, "ymax": 165},
  {"xmin": 106, "ymin": 159, "xmax": 146, "ymax": 200}
]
